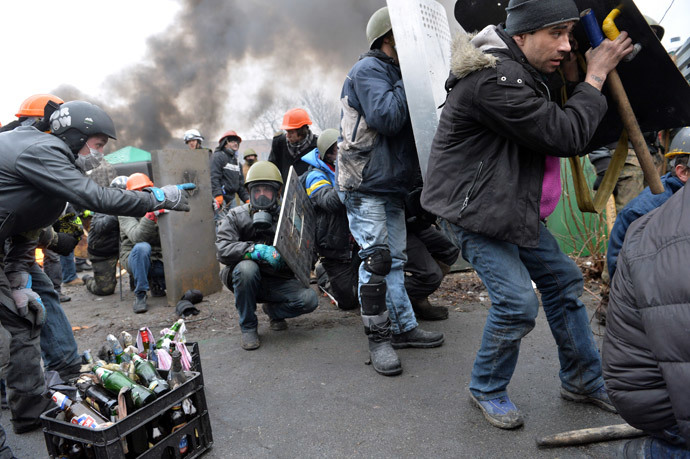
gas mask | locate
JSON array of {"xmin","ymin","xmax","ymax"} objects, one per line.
[
  {"xmin": 248, "ymin": 182, "xmax": 280, "ymax": 230},
  {"xmin": 75, "ymin": 146, "xmax": 103, "ymax": 172}
]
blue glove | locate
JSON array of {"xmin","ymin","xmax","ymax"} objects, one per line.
[
  {"xmin": 146, "ymin": 183, "xmax": 196, "ymax": 211},
  {"xmin": 7, "ymin": 272, "xmax": 46, "ymax": 325},
  {"xmin": 245, "ymin": 244, "xmax": 284, "ymax": 269}
]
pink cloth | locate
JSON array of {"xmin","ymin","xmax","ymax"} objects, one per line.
[{"xmin": 540, "ymin": 156, "xmax": 562, "ymax": 219}]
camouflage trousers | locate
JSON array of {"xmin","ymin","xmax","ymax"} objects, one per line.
[
  {"xmin": 85, "ymin": 255, "xmax": 118, "ymax": 296},
  {"xmin": 614, "ymin": 151, "xmax": 644, "ymax": 213}
]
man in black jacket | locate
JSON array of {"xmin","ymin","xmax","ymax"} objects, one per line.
[
  {"xmin": 0, "ymin": 100, "xmax": 193, "ymax": 433},
  {"xmin": 268, "ymin": 108, "xmax": 317, "ymax": 183},
  {"xmin": 421, "ymin": 0, "xmax": 632, "ymax": 429},
  {"xmin": 603, "ymin": 183, "xmax": 690, "ymax": 457},
  {"xmin": 216, "ymin": 161, "xmax": 318, "ymax": 350}
]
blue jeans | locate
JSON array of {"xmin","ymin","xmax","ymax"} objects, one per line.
[
  {"xmin": 341, "ymin": 191, "xmax": 417, "ymax": 334},
  {"xmin": 454, "ymin": 223, "xmax": 603, "ymax": 400},
  {"xmin": 30, "ymin": 263, "xmax": 81, "ymax": 375},
  {"xmin": 223, "ymin": 260, "xmax": 318, "ymax": 332},
  {"xmin": 128, "ymin": 242, "xmax": 165, "ymax": 295},
  {"xmin": 59, "ymin": 252, "xmax": 77, "ymax": 283}
]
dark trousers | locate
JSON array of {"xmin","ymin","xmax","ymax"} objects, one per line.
[
  {"xmin": 42, "ymin": 248, "xmax": 62, "ymax": 292},
  {"xmin": 321, "ymin": 251, "xmax": 360, "ymax": 311},
  {"xmin": 404, "ymin": 225, "xmax": 459, "ymax": 299}
]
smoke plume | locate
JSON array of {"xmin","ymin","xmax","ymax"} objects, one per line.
[{"xmin": 55, "ymin": 0, "xmax": 383, "ymax": 151}]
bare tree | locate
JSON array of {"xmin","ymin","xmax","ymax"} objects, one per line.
[{"xmin": 300, "ymin": 89, "xmax": 340, "ymax": 131}]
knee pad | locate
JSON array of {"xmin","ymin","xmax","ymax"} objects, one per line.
[{"xmin": 360, "ymin": 249, "xmax": 392, "ymax": 316}]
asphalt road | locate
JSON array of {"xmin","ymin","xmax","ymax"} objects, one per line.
[{"xmin": 5, "ymin": 293, "xmax": 626, "ymax": 458}]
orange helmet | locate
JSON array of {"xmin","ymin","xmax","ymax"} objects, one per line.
[
  {"xmin": 219, "ymin": 130, "xmax": 242, "ymax": 143},
  {"xmin": 16, "ymin": 94, "xmax": 64, "ymax": 118},
  {"xmin": 126, "ymin": 173, "xmax": 154, "ymax": 191},
  {"xmin": 280, "ymin": 108, "xmax": 312, "ymax": 130}
]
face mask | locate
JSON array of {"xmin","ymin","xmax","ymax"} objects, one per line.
[{"xmin": 75, "ymin": 146, "xmax": 103, "ymax": 172}]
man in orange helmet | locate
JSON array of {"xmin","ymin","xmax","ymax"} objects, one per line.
[
  {"xmin": 268, "ymin": 108, "xmax": 318, "ymax": 182},
  {"xmin": 0, "ymin": 93, "xmax": 64, "ymax": 134},
  {"xmin": 119, "ymin": 173, "xmax": 168, "ymax": 314}
]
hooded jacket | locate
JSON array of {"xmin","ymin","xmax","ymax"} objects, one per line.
[
  {"xmin": 602, "ymin": 183, "xmax": 690, "ymax": 448},
  {"xmin": 606, "ymin": 172, "xmax": 685, "ymax": 278},
  {"xmin": 210, "ymin": 147, "xmax": 250, "ymax": 203},
  {"xmin": 301, "ymin": 149, "xmax": 351, "ymax": 260},
  {"xmin": 337, "ymin": 49, "xmax": 418, "ymax": 197},
  {"xmin": 421, "ymin": 26, "xmax": 607, "ymax": 247}
]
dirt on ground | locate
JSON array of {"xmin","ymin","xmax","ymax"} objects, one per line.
[{"xmin": 61, "ymin": 257, "xmax": 606, "ymax": 354}]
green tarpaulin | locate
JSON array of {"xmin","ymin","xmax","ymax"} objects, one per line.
[{"xmin": 104, "ymin": 146, "xmax": 151, "ymax": 164}]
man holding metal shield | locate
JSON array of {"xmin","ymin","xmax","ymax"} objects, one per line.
[
  {"xmin": 338, "ymin": 6, "xmax": 444, "ymax": 377},
  {"xmin": 422, "ymin": 0, "xmax": 632, "ymax": 428}
]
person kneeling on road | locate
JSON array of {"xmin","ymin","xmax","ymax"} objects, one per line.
[
  {"xmin": 216, "ymin": 161, "xmax": 318, "ymax": 350},
  {"xmin": 119, "ymin": 173, "xmax": 168, "ymax": 314},
  {"xmin": 83, "ymin": 176, "xmax": 129, "ymax": 296}
]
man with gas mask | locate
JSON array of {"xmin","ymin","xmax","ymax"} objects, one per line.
[
  {"xmin": 0, "ymin": 100, "xmax": 194, "ymax": 433},
  {"xmin": 216, "ymin": 161, "xmax": 319, "ymax": 350}
]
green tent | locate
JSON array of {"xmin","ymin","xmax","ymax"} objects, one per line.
[{"xmin": 104, "ymin": 146, "xmax": 151, "ymax": 165}]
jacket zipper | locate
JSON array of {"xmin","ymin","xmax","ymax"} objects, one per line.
[{"xmin": 460, "ymin": 161, "xmax": 483, "ymax": 214}]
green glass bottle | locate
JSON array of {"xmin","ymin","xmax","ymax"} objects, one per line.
[
  {"xmin": 155, "ymin": 319, "xmax": 184, "ymax": 350},
  {"xmin": 94, "ymin": 367, "xmax": 156, "ymax": 408},
  {"xmin": 131, "ymin": 354, "xmax": 170, "ymax": 396}
]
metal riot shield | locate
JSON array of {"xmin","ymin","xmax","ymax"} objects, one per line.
[
  {"xmin": 273, "ymin": 166, "xmax": 316, "ymax": 288},
  {"xmin": 151, "ymin": 148, "xmax": 222, "ymax": 305},
  {"xmin": 387, "ymin": 0, "xmax": 455, "ymax": 177},
  {"xmin": 453, "ymin": 0, "xmax": 690, "ymax": 150}
]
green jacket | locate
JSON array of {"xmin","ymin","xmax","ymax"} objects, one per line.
[{"xmin": 118, "ymin": 216, "xmax": 162, "ymax": 271}]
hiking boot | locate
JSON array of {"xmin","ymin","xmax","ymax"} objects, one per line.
[
  {"xmin": 391, "ymin": 326, "xmax": 444, "ymax": 349},
  {"xmin": 410, "ymin": 297, "xmax": 449, "ymax": 321},
  {"xmin": 262, "ymin": 304, "xmax": 288, "ymax": 331},
  {"xmin": 58, "ymin": 291, "xmax": 71, "ymax": 302},
  {"xmin": 241, "ymin": 329, "xmax": 260, "ymax": 350},
  {"xmin": 64, "ymin": 277, "xmax": 83, "ymax": 286},
  {"xmin": 470, "ymin": 393, "xmax": 524, "ymax": 429},
  {"xmin": 133, "ymin": 294, "xmax": 148, "ymax": 314},
  {"xmin": 560, "ymin": 385, "xmax": 617, "ymax": 413},
  {"xmin": 368, "ymin": 338, "xmax": 402, "ymax": 376}
]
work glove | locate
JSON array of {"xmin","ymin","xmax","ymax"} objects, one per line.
[
  {"xmin": 53, "ymin": 213, "xmax": 84, "ymax": 240},
  {"xmin": 50, "ymin": 232, "xmax": 80, "ymax": 256},
  {"xmin": 144, "ymin": 209, "xmax": 168, "ymax": 223},
  {"xmin": 244, "ymin": 244, "xmax": 284, "ymax": 270},
  {"xmin": 7, "ymin": 272, "xmax": 46, "ymax": 325},
  {"xmin": 146, "ymin": 183, "xmax": 196, "ymax": 212}
]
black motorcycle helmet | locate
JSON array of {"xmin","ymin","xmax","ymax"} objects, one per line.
[{"xmin": 50, "ymin": 101, "xmax": 117, "ymax": 155}]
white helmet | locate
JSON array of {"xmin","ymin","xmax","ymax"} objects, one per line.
[{"xmin": 183, "ymin": 129, "xmax": 204, "ymax": 143}]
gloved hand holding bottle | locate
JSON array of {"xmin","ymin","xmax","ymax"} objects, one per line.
[
  {"xmin": 244, "ymin": 244, "xmax": 285, "ymax": 270},
  {"xmin": 7, "ymin": 272, "xmax": 45, "ymax": 324},
  {"xmin": 146, "ymin": 183, "xmax": 196, "ymax": 211}
]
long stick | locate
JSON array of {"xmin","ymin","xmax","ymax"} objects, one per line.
[{"xmin": 536, "ymin": 423, "xmax": 645, "ymax": 447}]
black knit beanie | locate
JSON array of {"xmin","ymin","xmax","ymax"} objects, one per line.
[{"xmin": 505, "ymin": 0, "xmax": 579, "ymax": 35}]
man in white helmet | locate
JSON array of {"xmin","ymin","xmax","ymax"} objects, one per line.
[{"xmin": 183, "ymin": 129, "xmax": 204, "ymax": 150}]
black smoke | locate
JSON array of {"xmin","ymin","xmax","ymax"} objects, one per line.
[{"xmin": 55, "ymin": 0, "xmax": 383, "ymax": 151}]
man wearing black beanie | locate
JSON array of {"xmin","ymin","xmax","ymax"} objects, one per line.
[{"xmin": 422, "ymin": 0, "xmax": 632, "ymax": 429}]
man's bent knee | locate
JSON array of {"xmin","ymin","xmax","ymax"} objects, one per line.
[{"xmin": 361, "ymin": 248, "xmax": 392, "ymax": 316}]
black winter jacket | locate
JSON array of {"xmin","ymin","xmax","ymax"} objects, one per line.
[
  {"xmin": 421, "ymin": 26, "xmax": 607, "ymax": 247},
  {"xmin": 87, "ymin": 213, "xmax": 120, "ymax": 258},
  {"xmin": 602, "ymin": 184, "xmax": 690, "ymax": 448},
  {"xmin": 268, "ymin": 133, "xmax": 317, "ymax": 184},
  {"xmin": 0, "ymin": 127, "xmax": 151, "ymax": 240},
  {"xmin": 215, "ymin": 204, "xmax": 293, "ymax": 279},
  {"xmin": 210, "ymin": 148, "xmax": 249, "ymax": 203}
]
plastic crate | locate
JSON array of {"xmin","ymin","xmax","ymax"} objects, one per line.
[{"xmin": 41, "ymin": 370, "xmax": 213, "ymax": 458}]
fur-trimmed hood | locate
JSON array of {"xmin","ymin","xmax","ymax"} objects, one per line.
[{"xmin": 447, "ymin": 25, "xmax": 507, "ymax": 88}]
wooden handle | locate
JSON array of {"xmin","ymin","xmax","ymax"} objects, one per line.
[
  {"xmin": 607, "ymin": 70, "xmax": 664, "ymax": 194},
  {"xmin": 536, "ymin": 423, "xmax": 645, "ymax": 447}
]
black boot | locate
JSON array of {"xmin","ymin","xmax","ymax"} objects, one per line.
[
  {"xmin": 366, "ymin": 318, "xmax": 402, "ymax": 376},
  {"xmin": 410, "ymin": 297, "xmax": 448, "ymax": 321}
]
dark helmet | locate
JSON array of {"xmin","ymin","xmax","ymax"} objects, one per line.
[{"xmin": 50, "ymin": 101, "xmax": 116, "ymax": 154}]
